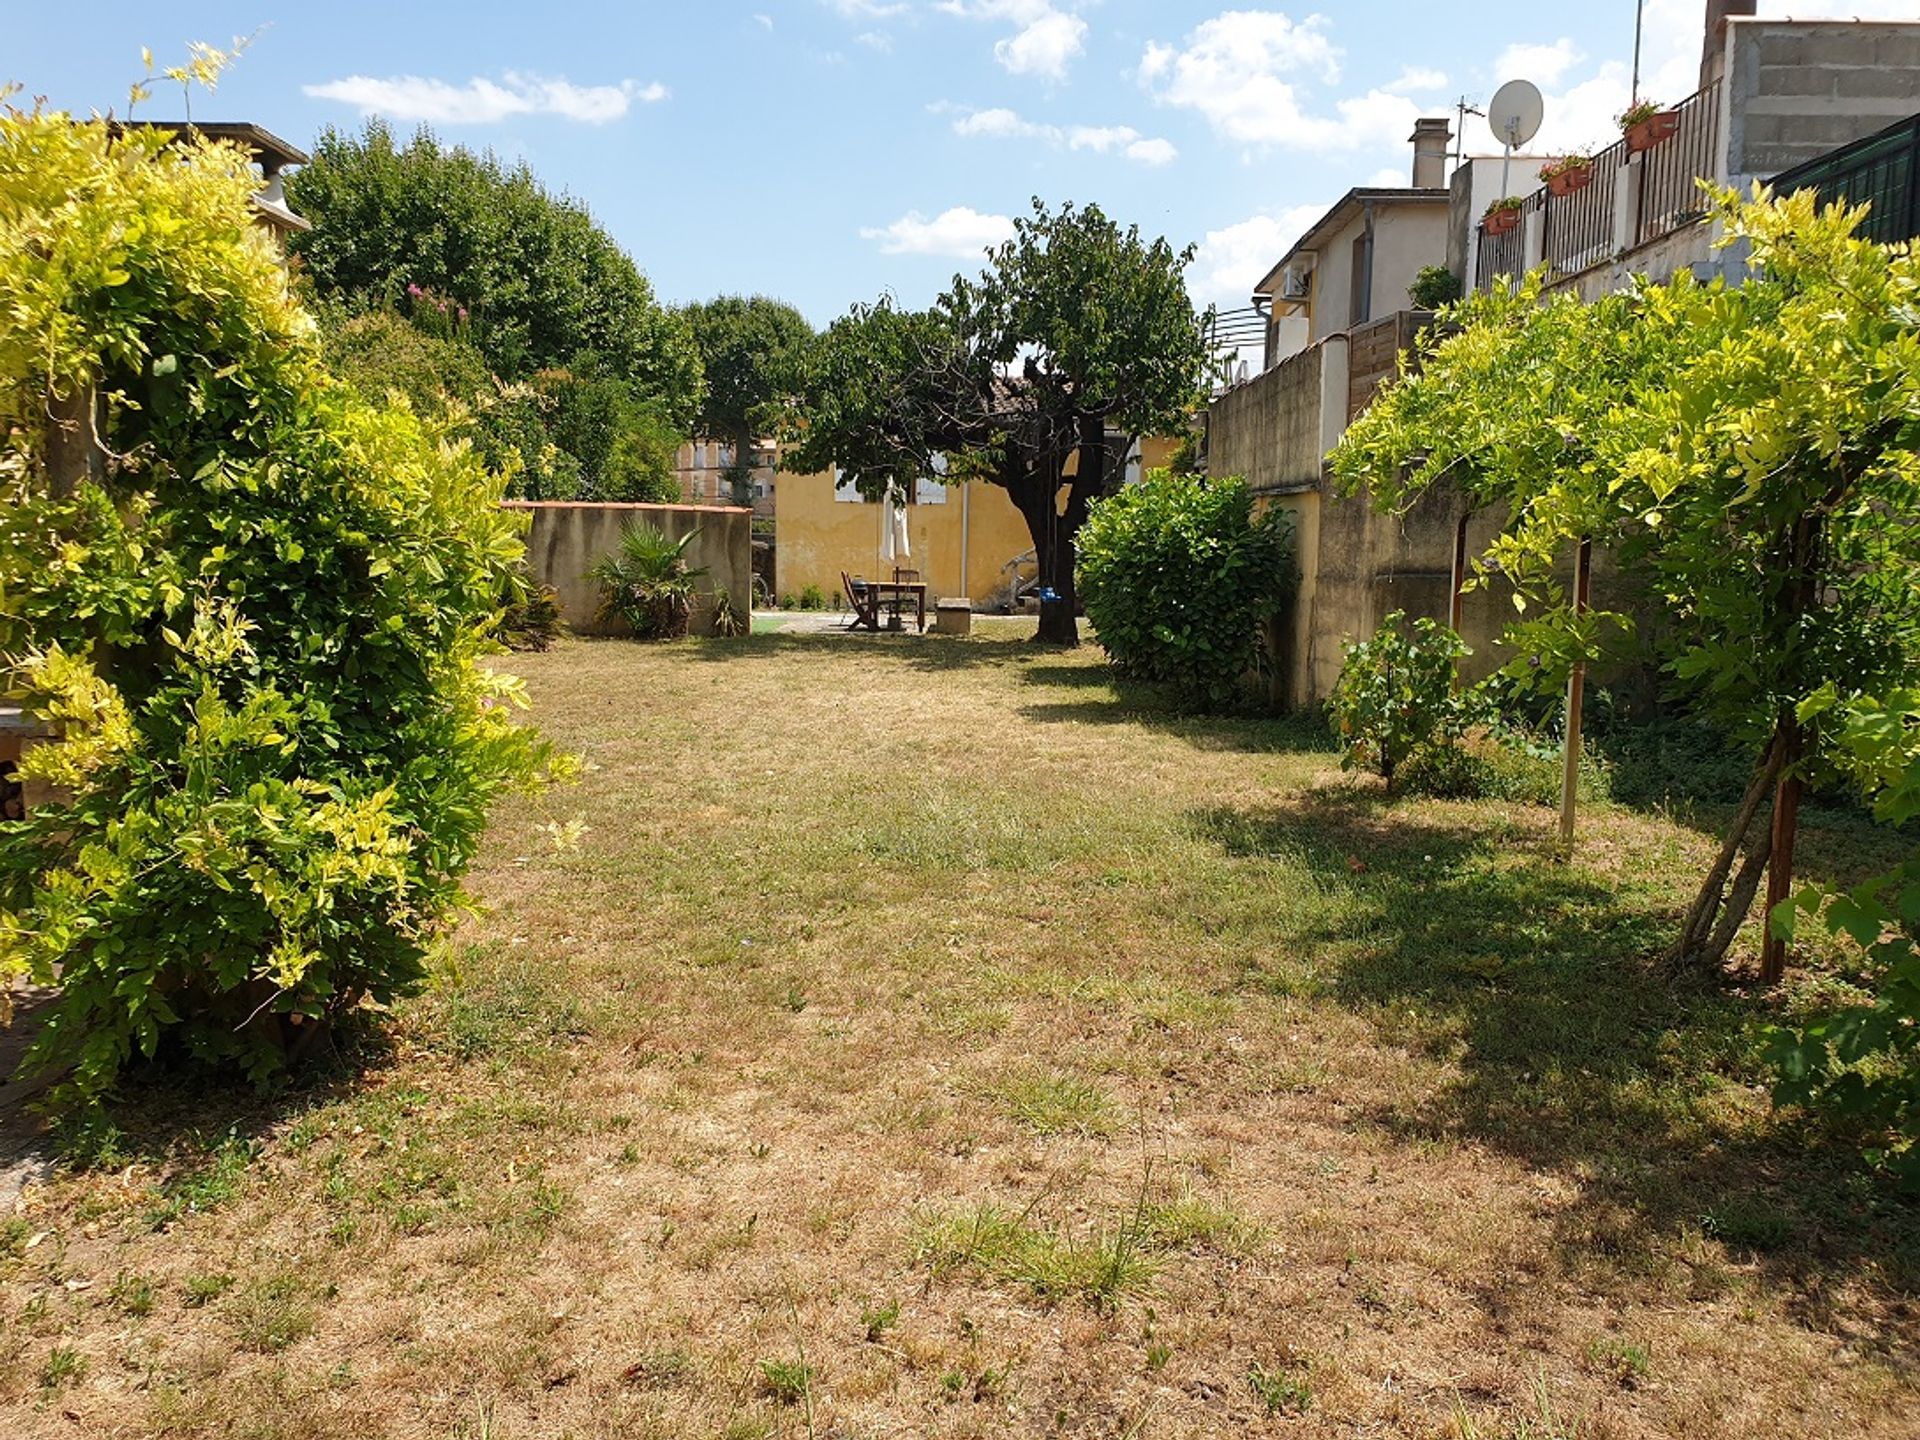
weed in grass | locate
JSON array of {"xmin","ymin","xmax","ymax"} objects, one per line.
[
  {"xmin": 1586, "ymin": 1336, "xmax": 1650, "ymax": 1388},
  {"xmin": 758, "ymin": 1357, "xmax": 813, "ymax": 1404},
  {"xmin": 182, "ymin": 1273, "xmax": 235, "ymax": 1309},
  {"xmin": 1247, "ymin": 1360, "xmax": 1312, "ymax": 1416},
  {"xmin": 915, "ymin": 1199, "xmax": 1162, "ymax": 1311},
  {"xmin": 1450, "ymin": 1371, "xmax": 1585, "ymax": 1439},
  {"xmin": 617, "ymin": 1142, "xmax": 641, "ymax": 1166},
  {"xmin": 1142, "ymin": 1189, "xmax": 1263, "ymax": 1256},
  {"xmin": 620, "ymin": 1349, "xmax": 691, "ymax": 1389},
  {"xmin": 229, "ymin": 1271, "xmax": 317, "ymax": 1353},
  {"xmin": 861, "ymin": 1298, "xmax": 900, "ymax": 1342},
  {"xmin": 1701, "ymin": 1200, "xmax": 1794, "ymax": 1254},
  {"xmin": 41, "ymin": 1346, "xmax": 86, "ymax": 1389},
  {"xmin": 1146, "ymin": 1341, "xmax": 1171, "ymax": 1372},
  {"xmin": 109, "ymin": 1271, "xmax": 155, "ymax": 1317},
  {"xmin": 147, "ymin": 1130, "xmax": 260, "ymax": 1228},
  {"xmin": 994, "ymin": 1072, "xmax": 1117, "ymax": 1137},
  {"xmin": 436, "ymin": 956, "xmax": 583, "ymax": 1061},
  {"xmin": 0, "ymin": 1216, "xmax": 31, "ymax": 1259}
]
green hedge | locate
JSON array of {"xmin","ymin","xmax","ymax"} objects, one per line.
[{"xmin": 1077, "ymin": 472, "xmax": 1295, "ymax": 710}]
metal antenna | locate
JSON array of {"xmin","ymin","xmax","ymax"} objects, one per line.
[{"xmin": 1454, "ymin": 96, "xmax": 1484, "ymax": 170}]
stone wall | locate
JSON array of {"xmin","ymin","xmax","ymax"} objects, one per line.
[
  {"xmin": 1726, "ymin": 20, "xmax": 1920, "ymax": 185},
  {"xmin": 505, "ymin": 501, "xmax": 753, "ymax": 638},
  {"xmin": 1206, "ymin": 344, "xmax": 1326, "ymax": 496}
]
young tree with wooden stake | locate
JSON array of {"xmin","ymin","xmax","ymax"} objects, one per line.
[{"xmin": 1333, "ymin": 187, "xmax": 1920, "ymax": 976}]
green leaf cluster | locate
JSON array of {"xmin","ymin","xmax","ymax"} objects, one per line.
[
  {"xmin": 1076, "ymin": 472, "xmax": 1294, "ymax": 710},
  {"xmin": 1329, "ymin": 613, "xmax": 1488, "ymax": 789},
  {"xmin": 0, "ymin": 104, "xmax": 553, "ymax": 1099},
  {"xmin": 288, "ymin": 121, "xmax": 700, "ymax": 502},
  {"xmin": 588, "ymin": 524, "xmax": 706, "ymax": 640}
]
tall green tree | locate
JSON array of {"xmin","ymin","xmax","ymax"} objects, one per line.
[
  {"xmin": 287, "ymin": 120, "xmax": 701, "ymax": 423},
  {"xmin": 681, "ymin": 295, "xmax": 814, "ymax": 504},
  {"xmin": 1334, "ymin": 188, "xmax": 1920, "ymax": 972},
  {"xmin": 786, "ymin": 200, "xmax": 1215, "ymax": 644}
]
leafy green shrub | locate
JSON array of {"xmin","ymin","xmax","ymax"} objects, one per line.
[
  {"xmin": 589, "ymin": 524, "xmax": 706, "ymax": 639},
  {"xmin": 1407, "ymin": 264, "xmax": 1461, "ymax": 310},
  {"xmin": 498, "ymin": 575, "xmax": 565, "ymax": 652},
  {"xmin": 798, "ymin": 583, "xmax": 827, "ymax": 611},
  {"xmin": 1077, "ymin": 471, "xmax": 1294, "ymax": 710},
  {"xmin": 0, "ymin": 104, "xmax": 554, "ymax": 1101},
  {"xmin": 1329, "ymin": 612, "xmax": 1488, "ymax": 790},
  {"xmin": 1767, "ymin": 694, "xmax": 1920, "ymax": 1188}
]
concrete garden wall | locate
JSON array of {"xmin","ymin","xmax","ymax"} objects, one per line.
[{"xmin": 504, "ymin": 501, "xmax": 752, "ymax": 638}]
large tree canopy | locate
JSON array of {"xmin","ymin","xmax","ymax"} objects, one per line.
[
  {"xmin": 785, "ymin": 200, "xmax": 1215, "ymax": 643},
  {"xmin": 1334, "ymin": 188, "xmax": 1920, "ymax": 971},
  {"xmin": 287, "ymin": 120, "xmax": 701, "ymax": 424},
  {"xmin": 681, "ymin": 294, "xmax": 814, "ymax": 499}
]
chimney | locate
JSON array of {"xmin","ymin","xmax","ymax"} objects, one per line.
[
  {"xmin": 1410, "ymin": 117, "xmax": 1451, "ymax": 189},
  {"xmin": 1700, "ymin": 0, "xmax": 1756, "ymax": 88}
]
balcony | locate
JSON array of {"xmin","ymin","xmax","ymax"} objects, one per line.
[{"xmin": 1475, "ymin": 81, "xmax": 1722, "ymax": 295}]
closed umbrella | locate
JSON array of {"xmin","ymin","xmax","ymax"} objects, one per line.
[{"xmin": 882, "ymin": 483, "xmax": 910, "ymax": 565}]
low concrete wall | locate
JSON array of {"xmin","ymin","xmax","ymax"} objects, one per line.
[{"xmin": 505, "ymin": 501, "xmax": 752, "ymax": 638}]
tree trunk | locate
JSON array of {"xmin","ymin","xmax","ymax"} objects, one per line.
[{"xmin": 1668, "ymin": 725, "xmax": 1786, "ymax": 973}]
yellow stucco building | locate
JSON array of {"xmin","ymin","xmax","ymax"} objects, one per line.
[{"xmin": 774, "ymin": 437, "xmax": 1179, "ymax": 608}]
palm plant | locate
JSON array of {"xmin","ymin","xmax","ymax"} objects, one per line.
[{"xmin": 589, "ymin": 523, "xmax": 707, "ymax": 639}]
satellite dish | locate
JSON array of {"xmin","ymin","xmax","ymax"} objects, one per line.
[{"xmin": 1487, "ymin": 79, "xmax": 1543, "ymax": 150}]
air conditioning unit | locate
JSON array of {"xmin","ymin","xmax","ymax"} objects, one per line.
[{"xmin": 1280, "ymin": 264, "xmax": 1312, "ymax": 301}]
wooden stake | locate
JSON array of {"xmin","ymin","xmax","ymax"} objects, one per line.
[
  {"xmin": 1558, "ymin": 538, "xmax": 1593, "ymax": 852},
  {"xmin": 1447, "ymin": 511, "xmax": 1470, "ymax": 689},
  {"xmin": 1760, "ymin": 731, "xmax": 1802, "ymax": 986}
]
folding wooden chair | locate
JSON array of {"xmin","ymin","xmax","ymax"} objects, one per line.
[{"xmin": 842, "ymin": 571, "xmax": 880, "ymax": 631}]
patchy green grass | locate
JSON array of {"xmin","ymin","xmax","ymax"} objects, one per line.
[{"xmin": 2, "ymin": 629, "xmax": 1916, "ymax": 1438}]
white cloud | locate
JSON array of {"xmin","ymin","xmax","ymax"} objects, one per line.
[
  {"xmin": 946, "ymin": 108, "xmax": 1178, "ymax": 165},
  {"xmin": 1124, "ymin": 136, "xmax": 1179, "ymax": 167},
  {"xmin": 755, "ymin": 13, "xmax": 774, "ymax": 30},
  {"xmin": 996, "ymin": 10, "xmax": 1087, "ymax": 79},
  {"xmin": 1384, "ymin": 65, "xmax": 1448, "ymax": 95},
  {"xmin": 855, "ymin": 30, "xmax": 894, "ymax": 50},
  {"xmin": 1494, "ymin": 39, "xmax": 1582, "ymax": 89},
  {"xmin": 1189, "ymin": 202, "xmax": 1327, "ymax": 309},
  {"xmin": 304, "ymin": 72, "xmax": 666, "ymax": 125},
  {"xmin": 862, "ymin": 206, "xmax": 1016, "ymax": 257},
  {"xmin": 940, "ymin": 1, "xmax": 1088, "ymax": 81},
  {"xmin": 823, "ymin": 0, "xmax": 907, "ymax": 16},
  {"xmin": 1139, "ymin": 10, "xmax": 1357, "ymax": 148},
  {"xmin": 956, "ymin": 106, "xmax": 1055, "ymax": 140}
]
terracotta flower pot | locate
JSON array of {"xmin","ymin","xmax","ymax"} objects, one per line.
[
  {"xmin": 1625, "ymin": 109, "xmax": 1682, "ymax": 153},
  {"xmin": 1483, "ymin": 207, "xmax": 1521, "ymax": 237},
  {"xmin": 1545, "ymin": 163, "xmax": 1593, "ymax": 198}
]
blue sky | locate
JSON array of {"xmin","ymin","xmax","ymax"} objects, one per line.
[{"xmin": 8, "ymin": 1, "xmax": 1909, "ymax": 324}]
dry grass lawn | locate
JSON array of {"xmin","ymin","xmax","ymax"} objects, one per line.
[{"xmin": 2, "ymin": 625, "xmax": 1917, "ymax": 1438}]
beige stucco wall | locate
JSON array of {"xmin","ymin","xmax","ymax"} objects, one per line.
[
  {"xmin": 774, "ymin": 437, "xmax": 1180, "ymax": 609},
  {"xmin": 1307, "ymin": 204, "xmax": 1451, "ymax": 343},
  {"xmin": 505, "ymin": 501, "xmax": 752, "ymax": 638}
]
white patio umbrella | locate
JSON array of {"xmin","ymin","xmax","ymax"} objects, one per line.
[{"xmin": 881, "ymin": 482, "xmax": 911, "ymax": 565}]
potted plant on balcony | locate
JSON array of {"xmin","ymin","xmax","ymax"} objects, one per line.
[
  {"xmin": 1618, "ymin": 99, "xmax": 1681, "ymax": 154},
  {"xmin": 1539, "ymin": 154, "xmax": 1594, "ymax": 197},
  {"xmin": 1481, "ymin": 196, "xmax": 1523, "ymax": 236}
]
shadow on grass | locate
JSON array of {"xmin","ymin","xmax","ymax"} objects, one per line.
[
  {"xmin": 1193, "ymin": 785, "xmax": 1920, "ymax": 1348},
  {"xmin": 1017, "ymin": 677, "xmax": 1338, "ymax": 756},
  {"xmin": 676, "ymin": 630, "xmax": 1044, "ymax": 673}
]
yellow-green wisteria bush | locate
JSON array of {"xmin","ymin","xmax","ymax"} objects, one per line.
[{"xmin": 0, "ymin": 101, "xmax": 557, "ymax": 1100}]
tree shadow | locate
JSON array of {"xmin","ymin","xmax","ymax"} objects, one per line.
[
  {"xmin": 677, "ymin": 631, "xmax": 1044, "ymax": 673},
  {"xmin": 1017, "ymin": 686, "xmax": 1338, "ymax": 756},
  {"xmin": 4, "ymin": 1015, "xmax": 399, "ymax": 1201},
  {"xmin": 1191, "ymin": 786, "xmax": 1920, "ymax": 1356}
]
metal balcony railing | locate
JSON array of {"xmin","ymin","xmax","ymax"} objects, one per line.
[{"xmin": 1636, "ymin": 81, "xmax": 1721, "ymax": 246}]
